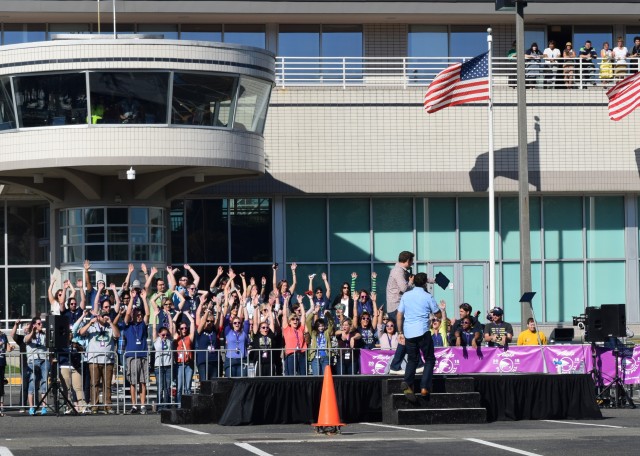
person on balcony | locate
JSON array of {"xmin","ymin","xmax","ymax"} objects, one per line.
[
  {"xmin": 525, "ymin": 42, "xmax": 545, "ymax": 88},
  {"xmin": 563, "ymin": 42, "xmax": 577, "ymax": 88},
  {"xmin": 578, "ymin": 40, "xmax": 598, "ymax": 87},
  {"xmin": 599, "ymin": 42, "xmax": 614, "ymax": 84},
  {"xmin": 612, "ymin": 37, "xmax": 629, "ymax": 81},
  {"xmin": 543, "ymin": 40, "xmax": 561, "ymax": 87}
]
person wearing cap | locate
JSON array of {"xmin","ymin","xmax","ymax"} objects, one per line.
[
  {"xmin": 563, "ymin": 42, "xmax": 577, "ymax": 88},
  {"xmin": 123, "ymin": 288, "xmax": 151, "ymax": 414},
  {"xmin": 79, "ymin": 307, "xmax": 120, "ymax": 414},
  {"xmin": 578, "ymin": 40, "xmax": 598, "ymax": 87},
  {"xmin": 483, "ymin": 307, "xmax": 514, "ymax": 348},
  {"xmin": 397, "ymin": 272, "xmax": 439, "ymax": 402},
  {"xmin": 517, "ymin": 318, "xmax": 547, "ymax": 346}
]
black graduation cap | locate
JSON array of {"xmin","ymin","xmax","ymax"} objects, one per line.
[
  {"xmin": 519, "ymin": 291, "xmax": 536, "ymax": 303},
  {"xmin": 435, "ymin": 272, "xmax": 450, "ymax": 290}
]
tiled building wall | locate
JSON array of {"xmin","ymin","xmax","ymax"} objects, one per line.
[{"xmin": 211, "ymin": 86, "xmax": 640, "ymax": 195}]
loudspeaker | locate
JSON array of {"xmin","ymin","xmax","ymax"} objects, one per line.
[
  {"xmin": 585, "ymin": 306, "xmax": 604, "ymax": 343},
  {"xmin": 46, "ymin": 315, "xmax": 69, "ymax": 351},
  {"xmin": 600, "ymin": 304, "xmax": 626, "ymax": 338}
]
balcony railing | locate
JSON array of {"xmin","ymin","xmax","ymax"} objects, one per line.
[{"xmin": 275, "ymin": 56, "xmax": 640, "ymax": 89}]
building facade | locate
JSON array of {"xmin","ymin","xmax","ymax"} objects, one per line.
[{"xmin": 1, "ymin": 0, "xmax": 639, "ymax": 335}]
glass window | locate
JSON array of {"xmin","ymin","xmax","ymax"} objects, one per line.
[
  {"xmin": 372, "ymin": 198, "xmax": 412, "ymax": 262},
  {"xmin": 3, "ymin": 24, "xmax": 46, "ymax": 45},
  {"xmin": 545, "ymin": 262, "xmax": 584, "ymax": 322},
  {"xmin": 416, "ymin": 198, "xmax": 456, "ymax": 261},
  {"xmin": 49, "ymin": 24, "xmax": 91, "ymax": 35},
  {"xmin": 89, "ymin": 72, "xmax": 169, "ymax": 124},
  {"xmin": 322, "ymin": 25, "xmax": 362, "ymax": 57},
  {"xmin": 170, "ymin": 201, "xmax": 185, "ymax": 264},
  {"xmin": 588, "ymin": 261, "xmax": 625, "ymax": 308},
  {"xmin": 8, "ymin": 203, "xmax": 49, "ymax": 265},
  {"xmin": 502, "ymin": 262, "xmax": 542, "ymax": 324},
  {"xmin": 279, "ymin": 24, "xmax": 320, "ymax": 57},
  {"xmin": 90, "ymin": 23, "xmax": 135, "ymax": 35},
  {"xmin": 131, "ymin": 208, "xmax": 148, "ymax": 225},
  {"xmin": 408, "ymin": 25, "xmax": 449, "ymax": 58},
  {"xmin": 8, "ymin": 268, "xmax": 48, "ymax": 319},
  {"xmin": 234, "ymin": 76, "xmax": 272, "ymax": 134},
  {"xmin": 573, "ymin": 26, "xmax": 612, "ymax": 57},
  {"xmin": 184, "ymin": 199, "xmax": 229, "ymax": 264},
  {"xmin": 525, "ymin": 28, "xmax": 546, "ymax": 52},
  {"xmin": 0, "ymin": 271, "xmax": 5, "ymax": 323},
  {"xmin": 462, "ymin": 264, "xmax": 485, "ymax": 311},
  {"xmin": 107, "ymin": 208, "xmax": 128, "ymax": 225},
  {"xmin": 585, "ymin": 196, "xmax": 624, "ymax": 259},
  {"xmin": 224, "ymin": 24, "xmax": 265, "ymax": 48},
  {"xmin": 172, "ymin": 73, "xmax": 236, "ymax": 127},
  {"xmin": 85, "ymin": 208, "xmax": 104, "ymax": 225},
  {"xmin": 230, "ymin": 198, "xmax": 272, "ymax": 263},
  {"xmin": 180, "ymin": 24, "xmax": 222, "ymax": 42},
  {"xmin": 14, "ymin": 73, "xmax": 87, "ymax": 127},
  {"xmin": 543, "ymin": 197, "xmax": 583, "ymax": 259},
  {"xmin": 373, "ymin": 263, "xmax": 394, "ymax": 308},
  {"xmin": 286, "ymin": 199, "xmax": 327, "ymax": 262},
  {"xmin": 450, "ymin": 26, "xmax": 489, "ymax": 58},
  {"xmin": 625, "ymin": 27, "xmax": 640, "ymax": 54},
  {"xmin": 500, "ymin": 196, "xmax": 542, "ymax": 260},
  {"xmin": 0, "ymin": 77, "xmax": 16, "ymax": 130},
  {"xmin": 137, "ymin": 24, "xmax": 178, "ymax": 39},
  {"xmin": 459, "ymin": 198, "xmax": 488, "ymax": 260},
  {"xmin": 329, "ymin": 199, "xmax": 370, "ymax": 262}
]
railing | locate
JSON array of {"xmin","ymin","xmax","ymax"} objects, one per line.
[{"xmin": 275, "ymin": 56, "xmax": 640, "ymax": 89}]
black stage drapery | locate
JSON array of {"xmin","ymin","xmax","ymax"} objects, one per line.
[
  {"xmin": 217, "ymin": 374, "xmax": 602, "ymax": 425},
  {"xmin": 473, "ymin": 373, "xmax": 602, "ymax": 421}
]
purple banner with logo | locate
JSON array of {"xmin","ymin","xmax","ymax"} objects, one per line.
[
  {"xmin": 360, "ymin": 345, "xmax": 638, "ymax": 383},
  {"xmin": 543, "ymin": 345, "xmax": 593, "ymax": 374},
  {"xmin": 360, "ymin": 349, "xmax": 395, "ymax": 375}
]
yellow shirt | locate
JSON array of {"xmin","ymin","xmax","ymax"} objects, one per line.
[{"xmin": 517, "ymin": 329, "xmax": 547, "ymax": 346}]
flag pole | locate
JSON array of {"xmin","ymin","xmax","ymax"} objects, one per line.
[
  {"xmin": 487, "ymin": 28, "xmax": 496, "ymax": 310},
  {"xmin": 97, "ymin": 0, "xmax": 101, "ymax": 34},
  {"xmin": 113, "ymin": 0, "xmax": 117, "ymax": 39}
]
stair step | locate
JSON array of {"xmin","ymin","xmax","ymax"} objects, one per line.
[
  {"xmin": 384, "ymin": 392, "xmax": 482, "ymax": 410},
  {"xmin": 388, "ymin": 407, "xmax": 487, "ymax": 425},
  {"xmin": 383, "ymin": 376, "xmax": 476, "ymax": 395},
  {"xmin": 200, "ymin": 379, "xmax": 234, "ymax": 396},
  {"xmin": 160, "ymin": 407, "xmax": 192, "ymax": 424}
]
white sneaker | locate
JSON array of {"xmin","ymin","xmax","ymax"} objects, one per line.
[
  {"xmin": 389, "ymin": 369, "xmax": 405, "ymax": 375},
  {"xmin": 416, "ymin": 367, "xmax": 425, "ymax": 374}
]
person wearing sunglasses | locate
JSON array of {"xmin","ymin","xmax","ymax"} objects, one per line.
[
  {"xmin": 48, "ymin": 275, "xmax": 71, "ymax": 316},
  {"xmin": 429, "ymin": 300, "xmax": 449, "ymax": 348},
  {"xmin": 195, "ymin": 295, "xmax": 222, "ymax": 381},
  {"xmin": 282, "ymin": 294, "xmax": 308, "ymax": 376},
  {"xmin": 223, "ymin": 301, "xmax": 250, "ymax": 378},
  {"xmin": 24, "ymin": 318, "xmax": 49, "ymax": 415},
  {"xmin": 331, "ymin": 281, "xmax": 353, "ymax": 319},
  {"xmin": 152, "ymin": 305, "xmax": 175, "ymax": 410},
  {"xmin": 305, "ymin": 295, "xmax": 335, "ymax": 376},
  {"xmin": 308, "ymin": 272, "xmax": 331, "ymax": 314},
  {"xmin": 454, "ymin": 317, "xmax": 481, "ymax": 348},
  {"xmin": 377, "ymin": 313, "xmax": 399, "ymax": 351},
  {"xmin": 250, "ymin": 303, "xmax": 277, "ymax": 376}
]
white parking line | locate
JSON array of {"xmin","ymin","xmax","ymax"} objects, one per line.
[
  {"xmin": 465, "ymin": 438, "xmax": 543, "ymax": 456},
  {"xmin": 360, "ymin": 422, "xmax": 427, "ymax": 432},
  {"xmin": 162, "ymin": 424, "xmax": 209, "ymax": 435},
  {"xmin": 235, "ymin": 442, "xmax": 274, "ymax": 456},
  {"xmin": 541, "ymin": 419, "xmax": 624, "ymax": 429},
  {"xmin": 0, "ymin": 447, "xmax": 15, "ymax": 456}
]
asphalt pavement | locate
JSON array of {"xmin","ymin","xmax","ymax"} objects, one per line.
[{"xmin": 1, "ymin": 407, "xmax": 639, "ymax": 456}]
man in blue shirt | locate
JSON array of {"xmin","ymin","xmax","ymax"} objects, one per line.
[
  {"xmin": 123, "ymin": 289, "xmax": 150, "ymax": 414},
  {"xmin": 397, "ymin": 272, "xmax": 439, "ymax": 402}
]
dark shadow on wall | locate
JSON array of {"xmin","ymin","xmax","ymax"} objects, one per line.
[
  {"xmin": 470, "ymin": 116, "xmax": 541, "ymax": 192},
  {"xmin": 635, "ymin": 148, "xmax": 640, "ymax": 177}
]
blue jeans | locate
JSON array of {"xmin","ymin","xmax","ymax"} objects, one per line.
[
  {"xmin": 311, "ymin": 356, "xmax": 330, "ymax": 376},
  {"xmin": 404, "ymin": 331, "xmax": 436, "ymax": 391},
  {"xmin": 197, "ymin": 362, "xmax": 219, "ymax": 381},
  {"xmin": 284, "ymin": 352, "xmax": 307, "ymax": 376},
  {"xmin": 28, "ymin": 359, "xmax": 50, "ymax": 396},
  {"xmin": 176, "ymin": 363, "xmax": 193, "ymax": 405},
  {"xmin": 155, "ymin": 366, "xmax": 172, "ymax": 408},
  {"xmin": 388, "ymin": 310, "xmax": 423, "ymax": 371},
  {"xmin": 224, "ymin": 357, "xmax": 245, "ymax": 378}
]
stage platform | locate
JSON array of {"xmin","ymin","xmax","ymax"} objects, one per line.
[{"xmin": 161, "ymin": 373, "xmax": 603, "ymax": 426}]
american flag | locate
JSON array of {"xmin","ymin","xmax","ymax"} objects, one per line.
[
  {"xmin": 607, "ymin": 72, "xmax": 640, "ymax": 121},
  {"xmin": 424, "ymin": 52, "xmax": 490, "ymax": 114}
]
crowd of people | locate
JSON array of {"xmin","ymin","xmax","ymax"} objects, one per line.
[
  {"xmin": 506, "ymin": 36, "xmax": 640, "ymax": 87},
  {"xmin": 0, "ymin": 253, "xmax": 548, "ymax": 415}
]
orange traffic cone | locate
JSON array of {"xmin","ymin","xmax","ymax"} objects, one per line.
[{"xmin": 313, "ymin": 365, "xmax": 345, "ymax": 432}]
